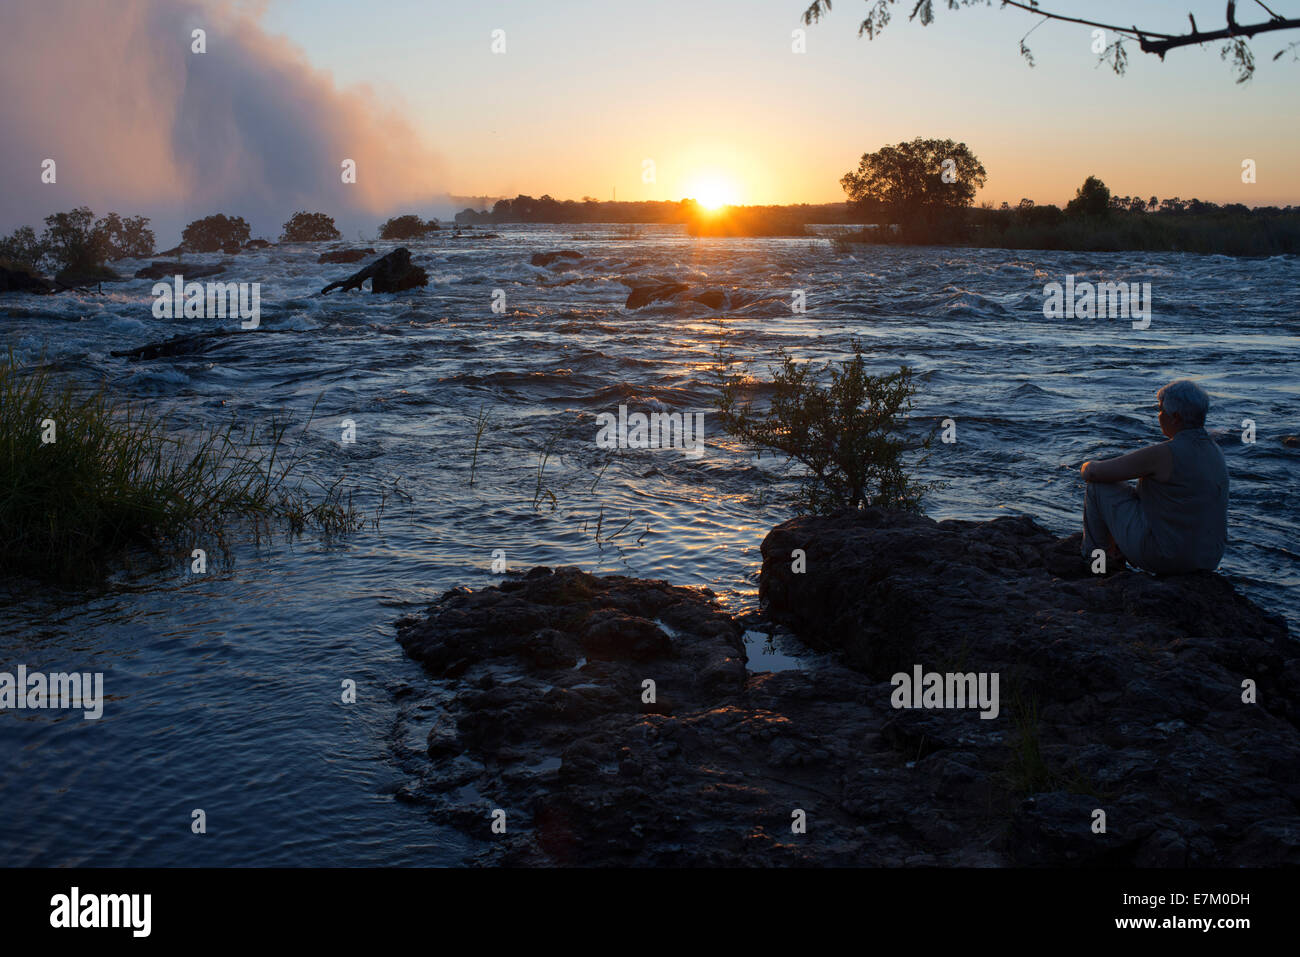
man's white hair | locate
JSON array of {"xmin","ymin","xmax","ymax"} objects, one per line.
[{"xmin": 1157, "ymin": 379, "xmax": 1210, "ymax": 427}]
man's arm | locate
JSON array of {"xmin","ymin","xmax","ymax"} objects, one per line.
[{"xmin": 1081, "ymin": 443, "xmax": 1172, "ymax": 483}]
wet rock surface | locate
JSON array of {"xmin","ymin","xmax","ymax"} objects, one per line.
[
  {"xmin": 530, "ymin": 250, "xmax": 583, "ymax": 269},
  {"xmin": 318, "ymin": 247, "xmax": 376, "ymax": 264},
  {"xmin": 393, "ymin": 511, "xmax": 1298, "ymax": 866},
  {"xmin": 134, "ymin": 261, "xmax": 227, "ymax": 280},
  {"xmin": 320, "ymin": 247, "xmax": 427, "ymax": 294}
]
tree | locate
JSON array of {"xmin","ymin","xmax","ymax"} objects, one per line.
[
  {"xmin": 93, "ymin": 213, "xmax": 155, "ymax": 259},
  {"xmin": 40, "ymin": 207, "xmax": 102, "ymax": 269},
  {"xmin": 801, "ymin": 0, "xmax": 1300, "ymax": 82},
  {"xmin": 715, "ymin": 340, "xmax": 932, "ymax": 514},
  {"xmin": 841, "ymin": 138, "xmax": 987, "ymax": 223},
  {"xmin": 0, "ymin": 226, "xmax": 46, "ymax": 269},
  {"xmin": 281, "ymin": 211, "xmax": 341, "ymax": 243},
  {"xmin": 1065, "ymin": 175, "xmax": 1111, "ymax": 218},
  {"xmin": 182, "ymin": 214, "xmax": 251, "ymax": 252}
]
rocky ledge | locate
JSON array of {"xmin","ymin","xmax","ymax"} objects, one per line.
[{"xmin": 392, "ymin": 509, "xmax": 1298, "ymax": 866}]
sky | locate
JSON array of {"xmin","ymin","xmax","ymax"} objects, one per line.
[{"xmin": 1, "ymin": 0, "xmax": 1297, "ymax": 241}]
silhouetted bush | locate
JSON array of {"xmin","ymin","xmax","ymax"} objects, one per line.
[
  {"xmin": 182, "ymin": 214, "xmax": 251, "ymax": 252},
  {"xmin": 282, "ymin": 211, "xmax": 341, "ymax": 243},
  {"xmin": 378, "ymin": 215, "xmax": 439, "ymax": 240}
]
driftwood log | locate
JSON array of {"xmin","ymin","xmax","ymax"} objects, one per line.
[{"xmin": 320, "ymin": 247, "xmax": 427, "ymax": 294}]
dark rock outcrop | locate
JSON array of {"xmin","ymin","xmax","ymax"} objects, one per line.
[
  {"xmin": 393, "ymin": 511, "xmax": 1298, "ymax": 866},
  {"xmin": 320, "ymin": 247, "xmax": 427, "ymax": 294},
  {"xmin": 0, "ymin": 264, "xmax": 54, "ymax": 294},
  {"xmin": 134, "ymin": 261, "xmax": 226, "ymax": 281},
  {"xmin": 318, "ymin": 248, "xmax": 376, "ymax": 265},
  {"xmin": 625, "ymin": 281, "xmax": 688, "ymax": 309},
  {"xmin": 623, "ymin": 281, "xmax": 729, "ymax": 310},
  {"xmin": 530, "ymin": 250, "xmax": 583, "ymax": 269},
  {"xmin": 54, "ymin": 264, "xmax": 121, "ymax": 287},
  {"xmin": 244, "ymin": 239, "xmax": 273, "ymax": 250},
  {"xmin": 760, "ymin": 509, "xmax": 1298, "ymax": 866}
]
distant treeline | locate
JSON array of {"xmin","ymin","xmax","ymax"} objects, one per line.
[
  {"xmin": 453, "ymin": 196, "xmax": 857, "ymax": 230},
  {"xmin": 839, "ymin": 191, "xmax": 1300, "ymax": 256}
]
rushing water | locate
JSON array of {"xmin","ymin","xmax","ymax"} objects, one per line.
[{"xmin": 2, "ymin": 224, "xmax": 1296, "ymax": 865}]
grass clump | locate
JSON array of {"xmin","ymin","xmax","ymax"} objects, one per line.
[{"xmin": 0, "ymin": 351, "xmax": 359, "ymax": 583}]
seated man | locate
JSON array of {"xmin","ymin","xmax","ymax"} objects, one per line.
[{"xmin": 1080, "ymin": 379, "xmax": 1228, "ymax": 574}]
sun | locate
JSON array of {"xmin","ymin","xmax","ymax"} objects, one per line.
[{"xmin": 690, "ymin": 176, "xmax": 739, "ymax": 211}]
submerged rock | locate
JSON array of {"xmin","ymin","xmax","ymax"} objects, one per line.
[
  {"xmin": 318, "ymin": 248, "xmax": 376, "ymax": 265},
  {"xmin": 244, "ymin": 239, "xmax": 273, "ymax": 250},
  {"xmin": 394, "ymin": 511, "xmax": 1298, "ymax": 866},
  {"xmin": 110, "ymin": 330, "xmax": 233, "ymax": 361},
  {"xmin": 134, "ymin": 261, "xmax": 227, "ymax": 280},
  {"xmin": 623, "ymin": 281, "xmax": 728, "ymax": 310},
  {"xmin": 530, "ymin": 250, "xmax": 583, "ymax": 268},
  {"xmin": 320, "ymin": 247, "xmax": 427, "ymax": 294}
]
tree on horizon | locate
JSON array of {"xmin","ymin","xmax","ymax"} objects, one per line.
[{"xmin": 841, "ymin": 138, "xmax": 987, "ymax": 223}]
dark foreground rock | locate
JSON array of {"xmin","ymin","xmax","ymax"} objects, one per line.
[
  {"xmin": 321, "ymin": 247, "xmax": 427, "ymax": 294},
  {"xmin": 393, "ymin": 511, "xmax": 1298, "ymax": 866}
]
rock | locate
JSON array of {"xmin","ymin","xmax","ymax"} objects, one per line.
[
  {"xmin": 391, "ymin": 511, "xmax": 1299, "ymax": 866},
  {"xmin": 221, "ymin": 241, "xmax": 242, "ymax": 255},
  {"xmin": 318, "ymin": 248, "xmax": 376, "ymax": 265},
  {"xmin": 244, "ymin": 239, "xmax": 273, "ymax": 249},
  {"xmin": 625, "ymin": 282, "xmax": 689, "ymax": 309},
  {"xmin": 154, "ymin": 245, "xmax": 184, "ymax": 258},
  {"xmin": 54, "ymin": 264, "xmax": 121, "ymax": 287},
  {"xmin": 530, "ymin": 250, "xmax": 583, "ymax": 268},
  {"xmin": 623, "ymin": 281, "xmax": 728, "ymax": 310},
  {"xmin": 110, "ymin": 330, "xmax": 233, "ymax": 361},
  {"xmin": 320, "ymin": 247, "xmax": 427, "ymax": 294},
  {"xmin": 689, "ymin": 289, "xmax": 727, "ymax": 309},
  {"xmin": 760, "ymin": 508, "xmax": 1298, "ymax": 864},
  {"xmin": 133, "ymin": 261, "xmax": 227, "ymax": 280},
  {"xmin": 1282, "ymin": 435, "xmax": 1300, "ymax": 448},
  {"xmin": 0, "ymin": 263, "xmax": 54, "ymax": 294}
]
